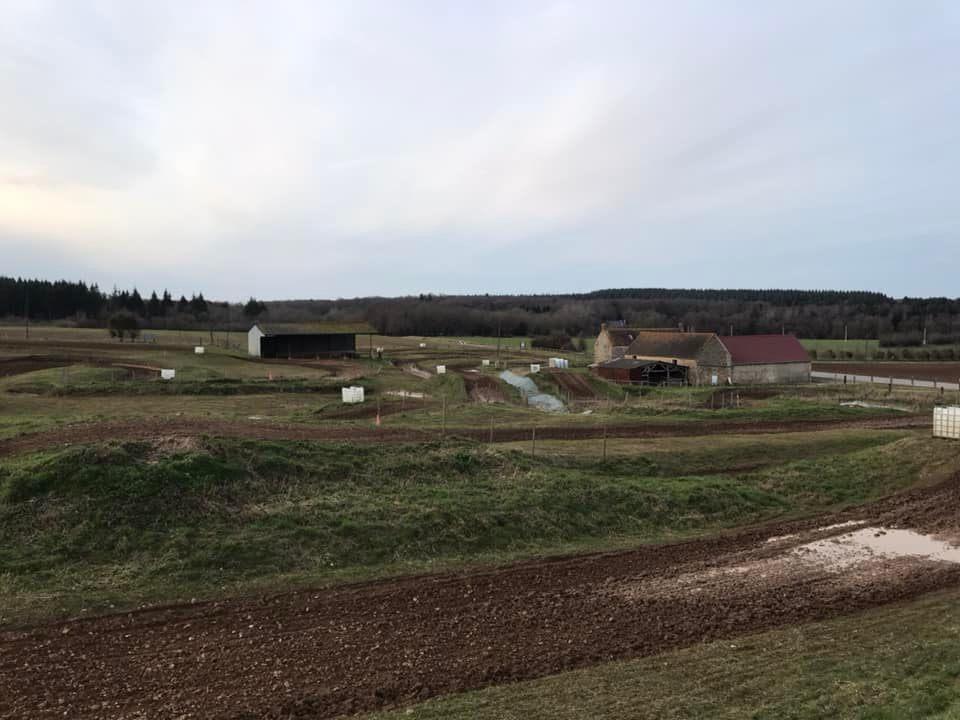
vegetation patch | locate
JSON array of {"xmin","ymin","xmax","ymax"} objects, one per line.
[{"xmin": 1, "ymin": 431, "xmax": 953, "ymax": 625}]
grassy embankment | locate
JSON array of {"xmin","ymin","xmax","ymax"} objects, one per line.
[
  {"xmin": 367, "ymin": 587, "xmax": 960, "ymax": 720},
  {"xmin": 2, "ymin": 430, "xmax": 956, "ymax": 626}
]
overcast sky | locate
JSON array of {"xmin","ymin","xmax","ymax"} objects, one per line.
[{"xmin": 1, "ymin": 1, "xmax": 958, "ymax": 300}]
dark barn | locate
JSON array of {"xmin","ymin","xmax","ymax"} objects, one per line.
[
  {"xmin": 248, "ymin": 323, "xmax": 372, "ymax": 359},
  {"xmin": 260, "ymin": 332, "xmax": 357, "ymax": 359},
  {"xmin": 595, "ymin": 358, "xmax": 688, "ymax": 385}
]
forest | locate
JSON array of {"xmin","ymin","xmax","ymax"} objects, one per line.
[{"xmin": 2, "ymin": 276, "xmax": 959, "ymax": 346}]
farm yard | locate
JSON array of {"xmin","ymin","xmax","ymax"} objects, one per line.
[{"xmin": 2, "ymin": 325, "xmax": 960, "ymax": 719}]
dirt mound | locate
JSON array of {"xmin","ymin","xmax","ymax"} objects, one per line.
[
  {"xmin": 144, "ymin": 436, "xmax": 201, "ymax": 463},
  {"xmin": 548, "ymin": 370, "xmax": 596, "ymax": 399},
  {"xmin": 460, "ymin": 371, "xmax": 507, "ymax": 403},
  {"xmin": 3, "ymin": 473, "xmax": 960, "ymax": 719}
]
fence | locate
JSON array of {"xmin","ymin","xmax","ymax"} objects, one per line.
[{"xmin": 811, "ymin": 371, "xmax": 959, "ymax": 391}]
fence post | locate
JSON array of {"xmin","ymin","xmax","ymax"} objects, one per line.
[
  {"xmin": 489, "ymin": 418, "xmax": 494, "ymax": 444},
  {"xmin": 602, "ymin": 423, "xmax": 607, "ymax": 461},
  {"xmin": 442, "ymin": 395, "xmax": 447, "ymax": 438},
  {"xmin": 531, "ymin": 427, "xmax": 536, "ymax": 457}
]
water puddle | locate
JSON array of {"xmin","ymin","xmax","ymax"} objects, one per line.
[
  {"xmin": 499, "ymin": 370, "xmax": 565, "ymax": 412},
  {"xmin": 792, "ymin": 527, "xmax": 960, "ymax": 569}
]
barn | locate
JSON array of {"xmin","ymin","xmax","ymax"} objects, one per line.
[
  {"xmin": 247, "ymin": 323, "xmax": 373, "ymax": 359},
  {"xmin": 621, "ymin": 330, "xmax": 716, "ymax": 374},
  {"xmin": 594, "ymin": 323, "xmax": 639, "ymax": 364},
  {"xmin": 699, "ymin": 334, "xmax": 811, "ymax": 385}
]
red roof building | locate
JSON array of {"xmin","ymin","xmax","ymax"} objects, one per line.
[{"xmin": 717, "ymin": 334, "xmax": 810, "ymax": 365}]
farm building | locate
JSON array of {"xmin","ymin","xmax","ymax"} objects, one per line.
[
  {"xmin": 247, "ymin": 322, "xmax": 374, "ymax": 359},
  {"xmin": 699, "ymin": 334, "xmax": 811, "ymax": 385},
  {"xmin": 602, "ymin": 328, "xmax": 811, "ymax": 385},
  {"xmin": 595, "ymin": 358, "xmax": 688, "ymax": 385},
  {"xmin": 622, "ymin": 330, "xmax": 717, "ymax": 373},
  {"xmin": 594, "ymin": 323, "xmax": 639, "ymax": 364}
]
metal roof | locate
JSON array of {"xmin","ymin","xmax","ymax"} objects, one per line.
[{"xmin": 718, "ymin": 334, "xmax": 810, "ymax": 364}]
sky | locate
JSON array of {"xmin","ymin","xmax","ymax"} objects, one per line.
[{"xmin": 1, "ymin": 0, "xmax": 958, "ymax": 300}]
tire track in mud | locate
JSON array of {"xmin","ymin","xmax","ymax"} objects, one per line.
[
  {"xmin": 0, "ymin": 415, "xmax": 928, "ymax": 458},
  {"xmin": 2, "ymin": 471, "xmax": 959, "ymax": 719}
]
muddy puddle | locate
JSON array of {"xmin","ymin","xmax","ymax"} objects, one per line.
[{"xmin": 793, "ymin": 527, "xmax": 960, "ymax": 569}]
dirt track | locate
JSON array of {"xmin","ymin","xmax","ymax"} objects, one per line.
[
  {"xmin": 0, "ymin": 414, "xmax": 929, "ymax": 458},
  {"xmin": 2, "ymin": 470, "xmax": 959, "ymax": 719}
]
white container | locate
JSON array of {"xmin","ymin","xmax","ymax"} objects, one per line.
[
  {"xmin": 933, "ymin": 406, "xmax": 960, "ymax": 439},
  {"xmin": 194, "ymin": 346, "xmax": 205, "ymax": 355},
  {"xmin": 530, "ymin": 364, "xmax": 541, "ymax": 373},
  {"xmin": 481, "ymin": 359, "xmax": 490, "ymax": 367},
  {"xmin": 548, "ymin": 358, "xmax": 569, "ymax": 369},
  {"xmin": 160, "ymin": 369, "xmax": 176, "ymax": 380},
  {"xmin": 342, "ymin": 386, "xmax": 365, "ymax": 404},
  {"xmin": 419, "ymin": 342, "xmax": 427, "ymax": 349},
  {"xmin": 436, "ymin": 365, "xmax": 446, "ymax": 375}
]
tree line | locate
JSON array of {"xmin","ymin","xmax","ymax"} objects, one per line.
[
  {"xmin": 3, "ymin": 276, "xmax": 960, "ymax": 345},
  {"xmin": 0, "ymin": 277, "xmax": 272, "ymax": 329}
]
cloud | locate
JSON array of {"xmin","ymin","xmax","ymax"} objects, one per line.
[{"xmin": 0, "ymin": 0, "xmax": 958, "ymax": 298}]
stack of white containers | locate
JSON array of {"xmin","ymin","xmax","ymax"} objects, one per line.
[
  {"xmin": 933, "ymin": 406, "xmax": 960, "ymax": 439},
  {"xmin": 342, "ymin": 386, "xmax": 365, "ymax": 404},
  {"xmin": 548, "ymin": 358, "xmax": 569, "ymax": 369}
]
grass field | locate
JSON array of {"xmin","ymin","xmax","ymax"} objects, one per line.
[{"xmin": 367, "ymin": 587, "xmax": 960, "ymax": 720}]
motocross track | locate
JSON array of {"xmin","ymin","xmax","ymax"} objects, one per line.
[
  {"xmin": 0, "ymin": 414, "xmax": 929, "ymax": 458},
  {"xmin": 2, "ymin": 470, "xmax": 960, "ymax": 719}
]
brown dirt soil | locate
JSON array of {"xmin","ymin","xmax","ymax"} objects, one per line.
[
  {"xmin": 2, "ymin": 472, "xmax": 959, "ymax": 719},
  {"xmin": 0, "ymin": 356, "xmax": 72, "ymax": 378},
  {"xmin": 548, "ymin": 370, "xmax": 597, "ymax": 399},
  {"xmin": 0, "ymin": 415, "xmax": 929, "ymax": 458},
  {"xmin": 459, "ymin": 371, "xmax": 507, "ymax": 403},
  {"xmin": 814, "ymin": 361, "xmax": 960, "ymax": 384}
]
